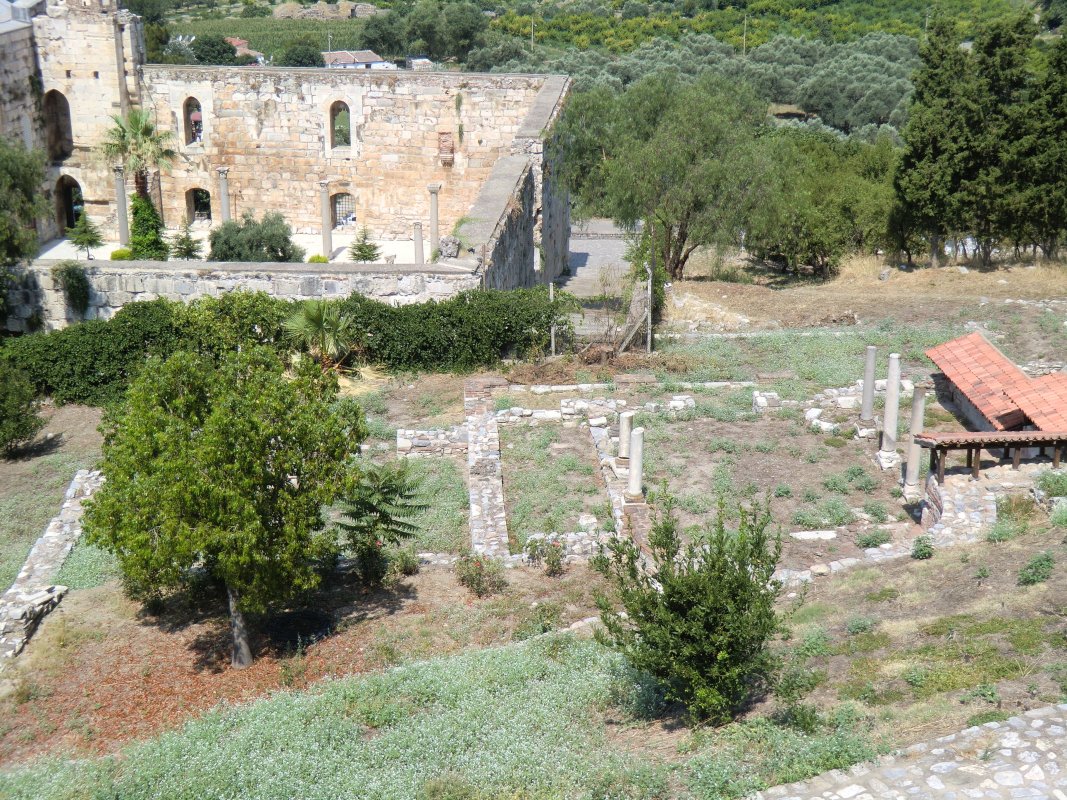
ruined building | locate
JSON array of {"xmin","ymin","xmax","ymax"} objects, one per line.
[{"xmin": 0, "ymin": 0, "xmax": 570, "ymax": 329}]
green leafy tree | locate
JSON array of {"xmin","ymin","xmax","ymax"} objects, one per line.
[
  {"xmin": 130, "ymin": 194, "xmax": 169, "ymax": 260},
  {"xmin": 52, "ymin": 260, "xmax": 92, "ymax": 316},
  {"xmin": 337, "ymin": 461, "xmax": 427, "ymax": 583},
  {"xmin": 278, "ymin": 42, "xmax": 325, "ymax": 67},
  {"xmin": 557, "ymin": 73, "xmax": 772, "ymax": 280},
  {"xmin": 0, "ymin": 362, "xmax": 45, "ymax": 455},
  {"xmin": 208, "ymin": 211, "xmax": 305, "ymax": 262},
  {"xmin": 190, "ymin": 34, "xmax": 239, "ymax": 65},
  {"xmin": 0, "ymin": 137, "xmax": 47, "ymax": 321},
  {"xmin": 594, "ymin": 492, "xmax": 782, "ymax": 724},
  {"xmin": 98, "ymin": 108, "xmax": 177, "ymax": 197},
  {"xmin": 283, "ymin": 299, "xmax": 358, "ymax": 369},
  {"xmin": 170, "ymin": 218, "xmax": 203, "ymax": 260},
  {"xmin": 83, "ymin": 349, "xmax": 364, "ymax": 667},
  {"xmin": 66, "ymin": 212, "xmax": 103, "ymax": 259},
  {"xmin": 348, "ymin": 226, "xmax": 381, "ymax": 262}
]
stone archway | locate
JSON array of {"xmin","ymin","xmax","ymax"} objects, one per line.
[
  {"xmin": 55, "ymin": 175, "xmax": 82, "ymax": 231},
  {"xmin": 43, "ymin": 90, "xmax": 74, "ymax": 162},
  {"xmin": 185, "ymin": 187, "xmax": 211, "ymax": 221}
]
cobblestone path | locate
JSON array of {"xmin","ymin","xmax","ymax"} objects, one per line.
[
  {"xmin": 755, "ymin": 704, "xmax": 1067, "ymax": 799},
  {"xmin": 464, "ymin": 377, "xmax": 511, "ymax": 557}
]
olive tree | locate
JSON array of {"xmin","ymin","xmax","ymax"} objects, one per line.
[{"xmin": 84, "ymin": 348, "xmax": 365, "ymax": 667}]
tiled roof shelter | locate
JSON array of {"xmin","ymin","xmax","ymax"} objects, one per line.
[{"xmin": 926, "ymin": 332, "xmax": 1066, "ymax": 432}]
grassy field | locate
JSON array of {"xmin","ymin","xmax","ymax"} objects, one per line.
[
  {"xmin": 0, "ymin": 406, "xmax": 103, "ymax": 590},
  {"xmin": 174, "ymin": 17, "xmax": 368, "ymax": 61}
]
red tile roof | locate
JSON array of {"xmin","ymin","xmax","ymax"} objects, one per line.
[
  {"xmin": 926, "ymin": 332, "xmax": 1032, "ymax": 430},
  {"xmin": 1008, "ymin": 373, "xmax": 1067, "ymax": 431}
]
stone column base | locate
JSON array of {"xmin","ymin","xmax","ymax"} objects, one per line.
[{"xmin": 875, "ymin": 450, "xmax": 901, "ymax": 471}]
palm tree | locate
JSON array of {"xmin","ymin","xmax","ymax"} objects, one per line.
[
  {"xmin": 98, "ymin": 108, "xmax": 177, "ymax": 197},
  {"xmin": 283, "ymin": 299, "xmax": 359, "ymax": 370}
]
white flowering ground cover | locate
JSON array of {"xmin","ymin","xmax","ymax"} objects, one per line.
[{"xmin": 0, "ymin": 636, "xmax": 876, "ymax": 800}]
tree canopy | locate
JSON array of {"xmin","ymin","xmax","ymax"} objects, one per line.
[
  {"xmin": 84, "ymin": 349, "xmax": 366, "ymax": 667},
  {"xmin": 208, "ymin": 211, "xmax": 305, "ymax": 263}
]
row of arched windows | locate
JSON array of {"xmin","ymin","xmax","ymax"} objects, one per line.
[{"xmin": 180, "ymin": 97, "xmax": 353, "ymax": 150}]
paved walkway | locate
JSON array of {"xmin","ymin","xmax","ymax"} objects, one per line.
[
  {"xmin": 755, "ymin": 704, "xmax": 1067, "ymax": 800},
  {"xmin": 464, "ymin": 377, "xmax": 511, "ymax": 558}
]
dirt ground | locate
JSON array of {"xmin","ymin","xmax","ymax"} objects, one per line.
[{"xmin": 0, "ymin": 566, "xmax": 610, "ymax": 768}]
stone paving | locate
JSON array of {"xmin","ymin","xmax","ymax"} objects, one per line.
[
  {"xmin": 464, "ymin": 377, "xmax": 512, "ymax": 559},
  {"xmin": 753, "ymin": 703, "xmax": 1067, "ymax": 799},
  {"xmin": 0, "ymin": 469, "xmax": 103, "ymax": 661}
]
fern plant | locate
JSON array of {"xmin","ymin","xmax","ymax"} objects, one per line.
[{"xmin": 337, "ymin": 461, "xmax": 428, "ymax": 584}]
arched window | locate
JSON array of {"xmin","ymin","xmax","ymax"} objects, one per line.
[
  {"xmin": 185, "ymin": 188, "xmax": 211, "ymax": 221},
  {"xmin": 43, "ymin": 91, "xmax": 73, "ymax": 162},
  {"xmin": 55, "ymin": 175, "xmax": 82, "ymax": 230},
  {"xmin": 330, "ymin": 101, "xmax": 350, "ymax": 150},
  {"xmin": 183, "ymin": 97, "xmax": 203, "ymax": 145},
  {"xmin": 331, "ymin": 193, "xmax": 355, "ymax": 228}
]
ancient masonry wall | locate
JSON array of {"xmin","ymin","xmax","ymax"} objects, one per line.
[
  {"xmin": 139, "ymin": 66, "xmax": 562, "ymax": 241},
  {"xmin": 0, "ymin": 22, "xmax": 39, "ymax": 147},
  {"xmin": 4, "ymin": 260, "xmax": 481, "ymax": 331}
]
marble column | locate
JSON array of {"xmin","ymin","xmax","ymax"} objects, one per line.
[
  {"xmin": 414, "ymin": 221, "xmax": 424, "ymax": 265},
  {"xmin": 626, "ymin": 427, "xmax": 645, "ymax": 501},
  {"xmin": 216, "ymin": 167, "xmax": 231, "ymax": 222},
  {"xmin": 427, "ymin": 183, "xmax": 441, "ymax": 259},
  {"xmin": 113, "ymin": 165, "xmax": 129, "ymax": 246},
  {"xmin": 879, "ymin": 353, "xmax": 902, "ymax": 461},
  {"xmin": 904, "ymin": 385, "xmax": 927, "ymax": 491},
  {"xmin": 860, "ymin": 345, "xmax": 877, "ymax": 423},
  {"xmin": 319, "ymin": 180, "xmax": 332, "ymax": 260},
  {"xmin": 618, "ymin": 411, "xmax": 634, "ymax": 465}
]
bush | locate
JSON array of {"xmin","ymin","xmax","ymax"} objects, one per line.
[
  {"xmin": 1017, "ymin": 551, "xmax": 1054, "ymax": 585},
  {"xmin": 1037, "ymin": 471, "xmax": 1067, "ymax": 498},
  {"xmin": 0, "ymin": 362, "xmax": 45, "ymax": 454},
  {"xmin": 1052, "ymin": 505, "xmax": 1067, "ymax": 528},
  {"xmin": 525, "ymin": 535, "xmax": 565, "ymax": 577},
  {"xmin": 129, "ymin": 194, "xmax": 169, "ymax": 260},
  {"xmin": 455, "ymin": 554, "xmax": 507, "ymax": 598},
  {"xmin": 910, "ymin": 535, "xmax": 934, "ymax": 560},
  {"xmin": 862, "ymin": 501, "xmax": 888, "ymax": 523},
  {"xmin": 110, "ymin": 248, "xmax": 133, "ymax": 260},
  {"xmin": 594, "ymin": 494, "xmax": 781, "ymax": 724},
  {"xmin": 986, "ymin": 519, "xmax": 1024, "ymax": 543},
  {"xmin": 307, "ymin": 254, "xmax": 329, "ymax": 263},
  {"xmin": 51, "ymin": 260, "xmax": 91, "ymax": 316},
  {"xmin": 845, "ymin": 616, "xmax": 875, "ymax": 635},
  {"xmin": 856, "ymin": 529, "xmax": 891, "ymax": 549},
  {"xmin": 208, "ymin": 211, "xmax": 305, "ymax": 262}
]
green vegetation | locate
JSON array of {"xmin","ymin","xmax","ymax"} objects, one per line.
[
  {"xmin": 83, "ymin": 349, "xmax": 365, "ymax": 667},
  {"xmin": 0, "ymin": 363, "xmax": 43, "ymax": 455},
  {"xmin": 1017, "ymin": 552, "xmax": 1054, "ymax": 586},
  {"xmin": 129, "ymin": 194, "xmax": 169, "ymax": 261},
  {"xmin": 857, "ymin": 530, "xmax": 891, "ymax": 549},
  {"xmin": 54, "ymin": 541, "xmax": 120, "ymax": 589},
  {"xmin": 97, "ymin": 109, "xmax": 176, "ymax": 198},
  {"xmin": 64, "ymin": 213, "xmax": 103, "ymax": 260},
  {"xmin": 277, "ymin": 40, "xmax": 325, "ymax": 67},
  {"xmin": 51, "ymin": 261, "xmax": 91, "ymax": 317},
  {"xmin": 0, "ymin": 137, "xmax": 47, "ymax": 278},
  {"xmin": 1037, "ymin": 471, "xmax": 1067, "ymax": 498},
  {"xmin": 349, "ymin": 226, "xmax": 382, "ymax": 263},
  {"xmin": 910, "ymin": 535, "xmax": 934, "ymax": 560},
  {"xmin": 208, "ymin": 211, "xmax": 305, "ymax": 263},
  {"xmin": 169, "ymin": 219, "xmax": 202, "ymax": 260},
  {"xmin": 455, "ymin": 553, "xmax": 508, "ymax": 597},
  {"xmin": 595, "ymin": 495, "xmax": 781, "ymax": 723}
]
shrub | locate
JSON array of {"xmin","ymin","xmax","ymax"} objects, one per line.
[
  {"xmin": 65, "ymin": 212, "xmax": 103, "ymax": 258},
  {"xmin": 851, "ymin": 472, "xmax": 878, "ymax": 493},
  {"xmin": 525, "ymin": 536, "xmax": 565, "ymax": 577},
  {"xmin": 594, "ymin": 493, "xmax": 781, "ymax": 724},
  {"xmin": 208, "ymin": 211, "xmax": 305, "ymax": 262},
  {"xmin": 455, "ymin": 554, "xmax": 507, "ymax": 598},
  {"xmin": 513, "ymin": 602, "xmax": 563, "ymax": 640},
  {"xmin": 823, "ymin": 473, "xmax": 850, "ymax": 494},
  {"xmin": 862, "ymin": 501, "xmax": 888, "ymax": 523},
  {"xmin": 51, "ymin": 260, "xmax": 91, "ymax": 316},
  {"xmin": 1037, "ymin": 471, "xmax": 1067, "ymax": 498},
  {"xmin": 385, "ymin": 547, "xmax": 421, "ymax": 587},
  {"xmin": 129, "ymin": 194, "xmax": 169, "ymax": 260},
  {"xmin": 1052, "ymin": 505, "xmax": 1067, "ymax": 528},
  {"xmin": 1017, "ymin": 552, "xmax": 1054, "ymax": 586},
  {"xmin": 307, "ymin": 254, "xmax": 329, "ymax": 263},
  {"xmin": 170, "ymin": 219, "xmax": 203, "ymax": 260},
  {"xmin": 856, "ymin": 529, "xmax": 891, "ymax": 549},
  {"xmin": 986, "ymin": 519, "xmax": 1024, "ymax": 543},
  {"xmin": 845, "ymin": 616, "xmax": 875, "ymax": 635},
  {"xmin": 0, "ymin": 362, "xmax": 44, "ymax": 454},
  {"xmin": 910, "ymin": 535, "xmax": 934, "ymax": 560},
  {"xmin": 773, "ymin": 484, "xmax": 793, "ymax": 498},
  {"xmin": 110, "ymin": 248, "xmax": 133, "ymax": 260},
  {"xmin": 349, "ymin": 226, "xmax": 382, "ymax": 262}
]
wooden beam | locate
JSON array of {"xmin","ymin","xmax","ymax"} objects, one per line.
[
  {"xmin": 972, "ymin": 447, "xmax": 980, "ymax": 480},
  {"xmin": 937, "ymin": 448, "xmax": 946, "ymax": 483},
  {"xmin": 1012, "ymin": 446, "xmax": 1022, "ymax": 470}
]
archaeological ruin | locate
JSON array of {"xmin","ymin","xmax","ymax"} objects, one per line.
[{"xmin": 0, "ymin": 0, "xmax": 571, "ymax": 330}]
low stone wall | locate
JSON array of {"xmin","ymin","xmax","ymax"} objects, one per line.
[
  {"xmin": 4, "ymin": 260, "xmax": 481, "ymax": 332},
  {"xmin": 396, "ymin": 427, "xmax": 468, "ymax": 457}
]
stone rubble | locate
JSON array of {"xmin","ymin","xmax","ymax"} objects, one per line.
[
  {"xmin": 396, "ymin": 427, "xmax": 468, "ymax": 457},
  {"xmin": 0, "ymin": 470, "xmax": 103, "ymax": 661},
  {"xmin": 753, "ymin": 703, "xmax": 1067, "ymax": 800}
]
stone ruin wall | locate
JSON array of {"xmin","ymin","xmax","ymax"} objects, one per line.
[
  {"xmin": 139, "ymin": 67, "xmax": 552, "ymax": 240},
  {"xmin": 0, "ymin": 23, "xmax": 39, "ymax": 148},
  {"xmin": 4, "ymin": 260, "xmax": 481, "ymax": 331}
]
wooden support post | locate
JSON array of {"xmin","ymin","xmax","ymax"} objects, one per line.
[
  {"xmin": 966, "ymin": 449, "xmax": 973, "ymax": 469},
  {"xmin": 937, "ymin": 448, "xmax": 946, "ymax": 483},
  {"xmin": 972, "ymin": 447, "xmax": 980, "ymax": 479},
  {"xmin": 929, "ymin": 448, "xmax": 937, "ymax": 479},
  {"xmin": 1012, "ymin": 446, "xmax": 1022, "ymax": 470},
  {"xmin": 1055, "ymin": 444, "xmax": 1062, "ymax": 469}
]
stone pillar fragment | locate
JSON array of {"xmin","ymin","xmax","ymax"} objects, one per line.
[
  {"xmin": 216, "ymin": 167, "xmax": 231, "ymax": 222},
  {"xmin": 904, "ymin": 385, "xmax": 927, "ymax": 491},
  {"xmin": 113, "ymin": 165, "xmax": 129, "ymax": 246},
  {"xmin": 626, "ymin": 427, "xmax": 645, "ymax": 501},
  {"xmin": 860, "ymin": 345, "xmax": 876, "ymax": 423},
  {"xmin": 877, "ymin": 353, "xmax": 902, "ymax": 469},
  {"xmin": 618, "ymin": 411, "xmax": 634, "ymax": 465},
  {"xmin": 319, "ymin": 180, "xmax": 332, "ymax": 260},
  {"xmin": 414, "ymin": 222, "xmax": 424, "ymax": 265},
  {"xmin": 427, "ymin": 183, "xmax": 441, "ymax": 259}
]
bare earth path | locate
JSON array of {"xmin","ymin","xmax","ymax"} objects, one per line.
[{"xmin": 755, "ymin": 704, "xmax": 1067, "ymax": 800}]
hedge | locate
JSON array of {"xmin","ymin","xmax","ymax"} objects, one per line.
[{"xmin": 0, "ymin": 288, "xmax": 573, "ymax": 405}]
